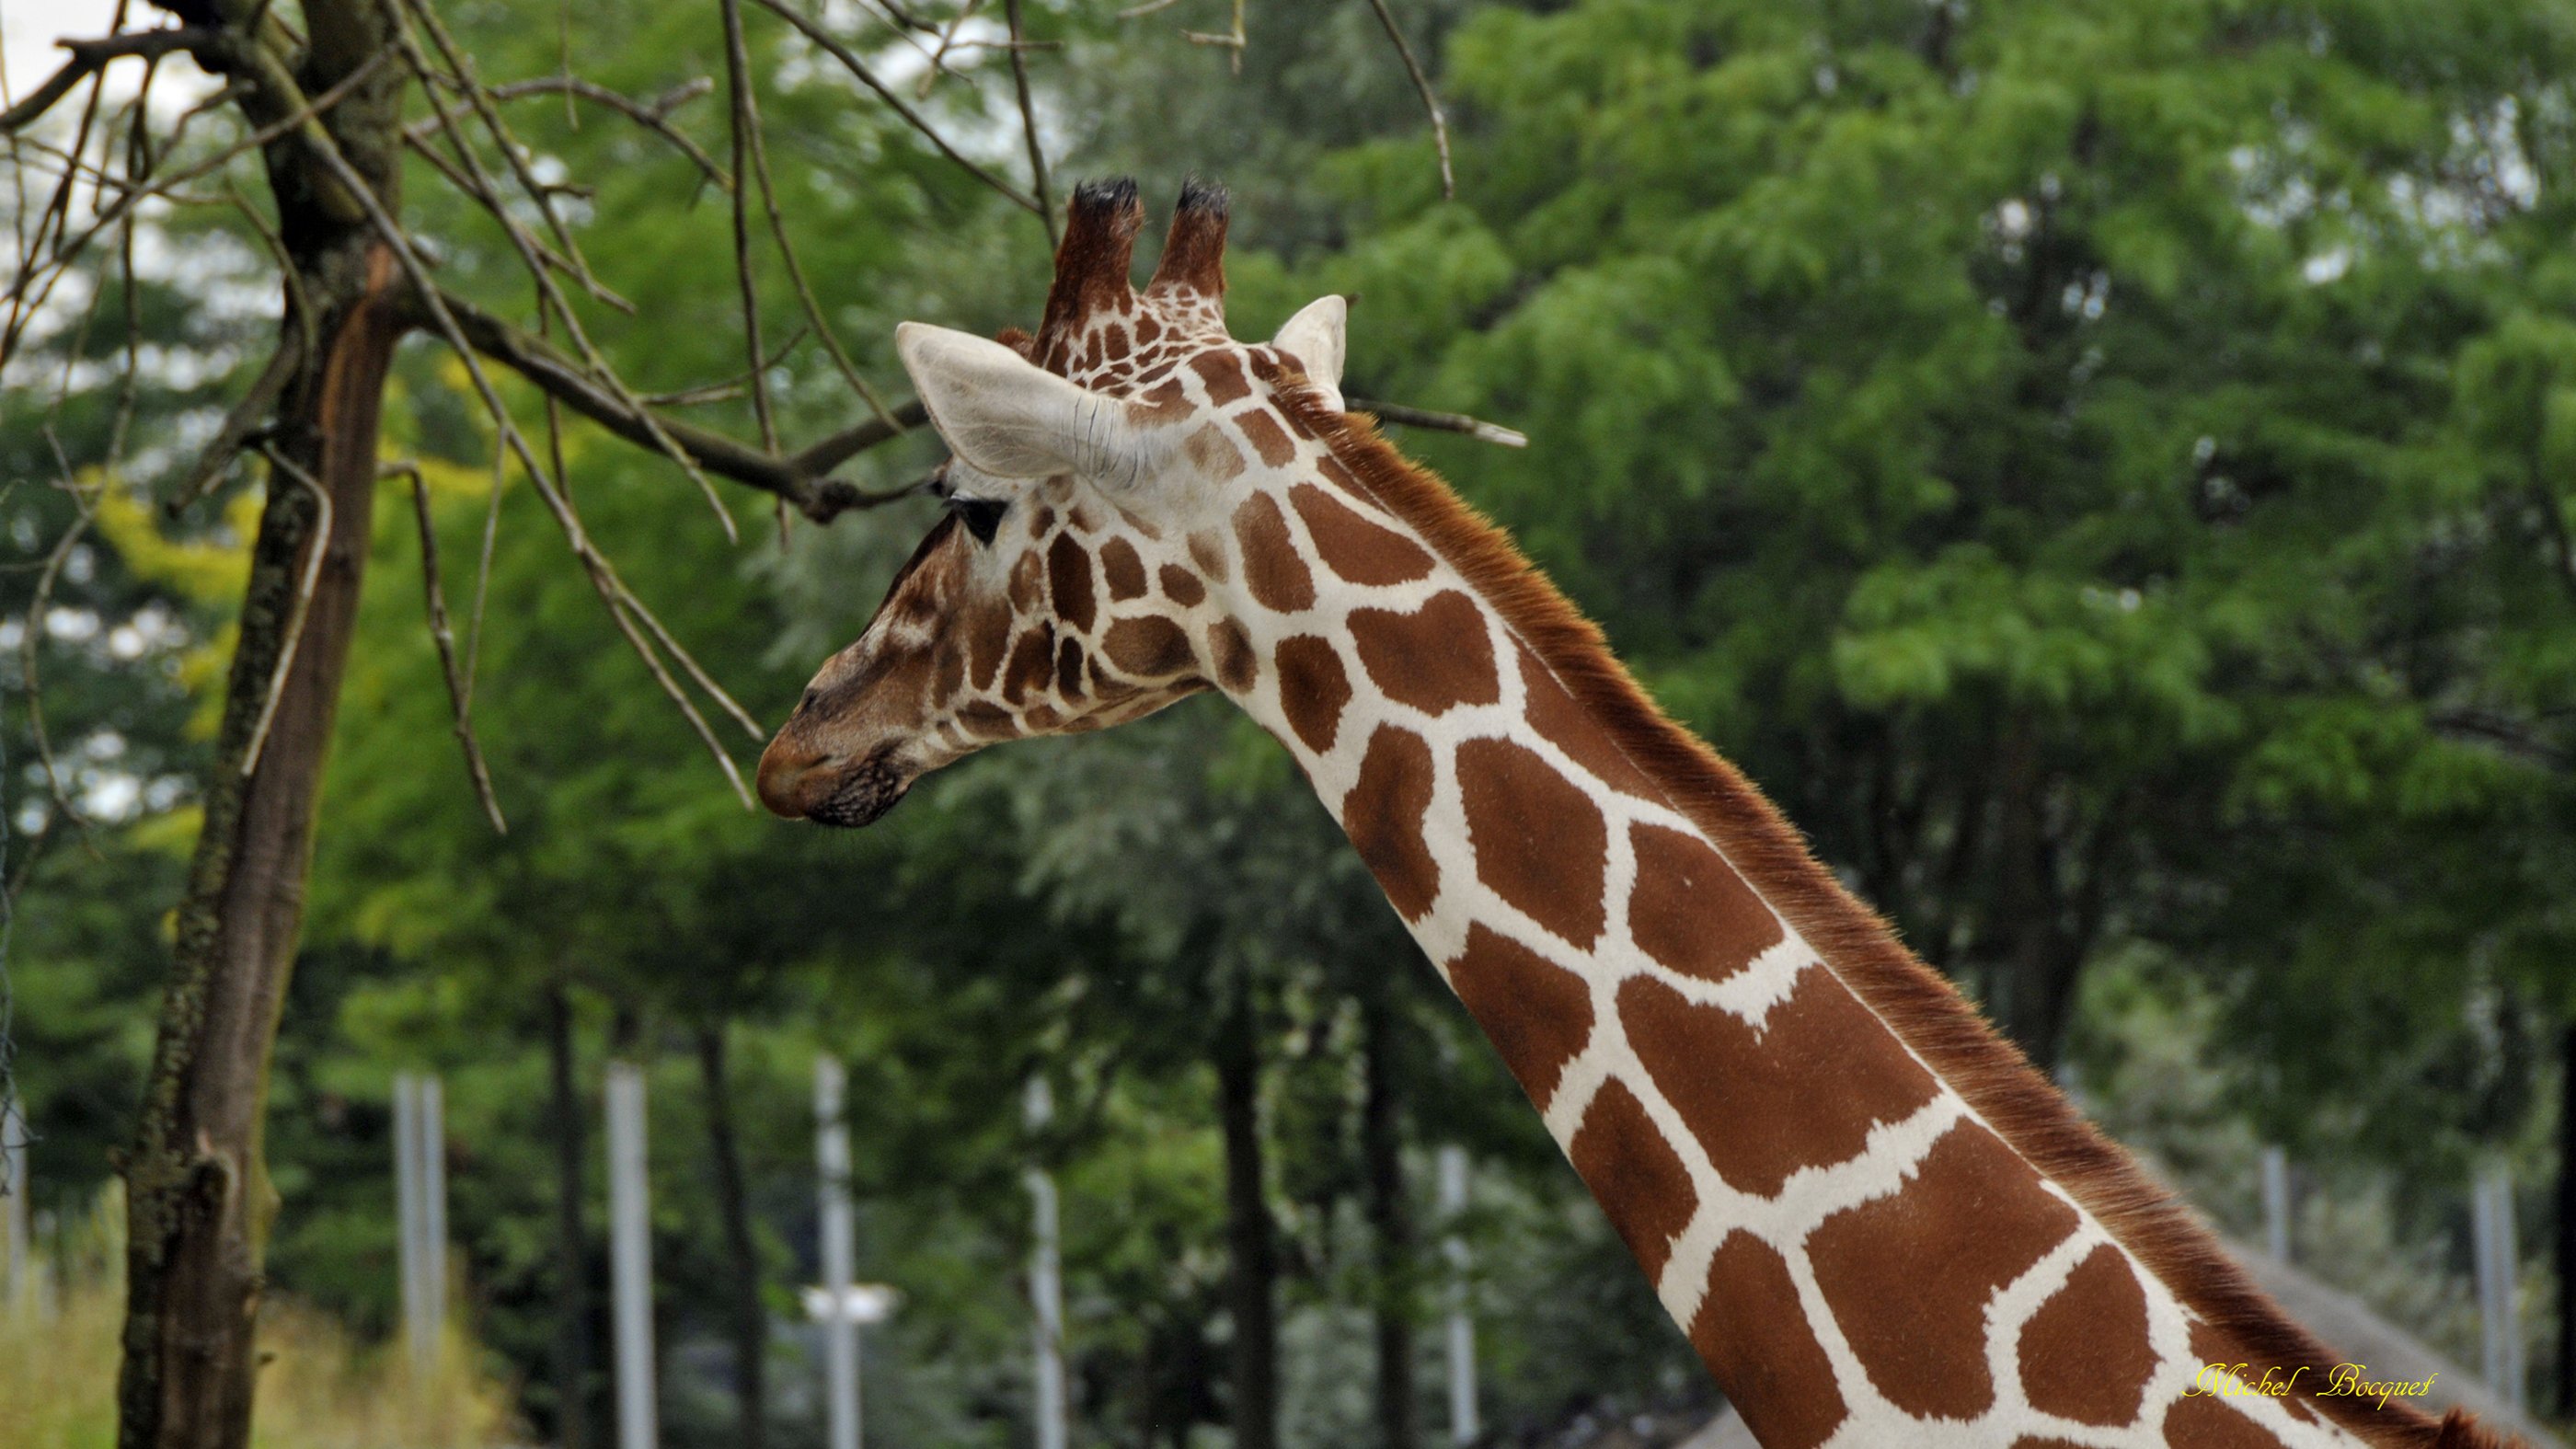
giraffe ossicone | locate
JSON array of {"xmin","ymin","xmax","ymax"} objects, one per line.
[{"xmin": 755, "ymin": 179, "xmax": 2505, "ymax": 1449}]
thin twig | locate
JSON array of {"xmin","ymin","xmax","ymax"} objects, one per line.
[
  {"xmin": 167, "ymin": 331, "xmax": 304, "ymax": 512},
  {"xmin": 408, "ymin": 75, "xmax": 731, "ymax": 192},
  {"xmin": 748, "ymin": 0, "xmax": 1041, "ymax": 215},
  {"xmin": 388, "ymin": 460, "xmax": 508, "ymax": 833},
  {"xmin": 238, "ymin": 443, "xmax": 334, "ymax": 779},
  {"xmin": 18, "ymin": 430, "xmax": 103, "ymax": 855},
  {"xmin": 1350, "ymin": 397, "xmax": 1525, "ymax": 447},
  {"xmin": 1360, "ymin": 0, "xmax": 1454, "ymax": 200},
  {"xmin": 1004, "ymin": 0, "xmax": 1055, "ymax": 248},
  {"xmin": 0, "ymin": 28, "xmax": 214, "ymax": 136},
  {"xmin": 720, "ymin": 0, "xmax": 780, "ymax": 453}
]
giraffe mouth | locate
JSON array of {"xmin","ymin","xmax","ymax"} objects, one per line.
[{"xmin": 802, "ymin": 749, "xmax": 914, "ymax": 829}]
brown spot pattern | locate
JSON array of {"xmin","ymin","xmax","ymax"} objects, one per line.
[
  {"xmin": 1290, "ymin": 484, "xmax": 1434, "ymax": 585},
  {"xmin": 1100, "ymin": 537, "xmax": 1147, "ymax": 602},
  {"xmin": 958, "ymin": 700, "xmax": 1015, "ymax": 739},
  {"xmin": 2019, "ymin": 1246, "xmax": 2156, "ymax": 1428},
  {"xmin": 1341, "ymin": 725, "xmax": 1439, "ymax": 919},
  {"xmin": 1443, "ymin": 925, "xmax": 1591, "ymax": 1107},
  {"xmin": 1807, "ymin": 1122, "xmax": 2080, "ymax": 1421},
  {"xmin": 966, "ymin": 612, "xmax": 1008, "ymax": 690},
  {"xmin": 1274, "ymin": 636, "xmax": 1350, "ymax": 753},
  {"xmin": 1456, "ymin": 738, "xmax": 1606, "ymax": 949},
  {"xmin": 1627, "ymin": 822, "xmax": 1784, "ymax": 983},
  {"xmin": 1232, "ymin": 490, "xmax": 1316, "ymax": 614},
  {"xmin": 1054, "ymin": 638, "xmax": 1087, "ymax": 700},
  {"xmin": 1519, "ymin": 651, "xmax": 1662, "ymax": 800},
  {"xmin": 1185, "ymin": 424, "xmax": 1246, "ymax": 480},
  {"xmin": 1209, "ymin": 618, "xmax": 1257, "ymax": 692},
  {"xmin": 1691, "ymin": 1234, "xmax": 1848, "ymax": 1449},
  {"xmin": 1189, "ymin": 351, "xmax": 1251, "ymax": 405},
  {"xmin": 1008, "ymin": 552, "xmax": 1045, "ymax": 611},
  {"xmin": 1350, "ymin": 591, "xmax": 1500, "ymax": 716},
  {"xmin": 1101, "ymin": 616, "xmax": 1194, "ymax": 680},
  {"xmin": 1616, "ymin": 971, "xmax": 1936, "ymax": 1199},
  {"xmin": 1001, "ymin": 628, "xmax": 1054, "ymax": 705},
  {"xmin": 1047, "ymin": 533, "xmax": 1096, "ymax": 635},
  {"xmin": 2161, "ymin": 1394, "xmax": 2289, "ymax": 1449},
  {"xmin": 1187, "ymin": 531, "xmax": 1229, "ymax": 582},
  {"xmin": 1236, "ymin": 408, "xmax": 1297, "ymax": 467},
  {"xmin": 1160, "ymin": 564, "xmax": 1206, "ymax": 606},
  {"xmin": 1567, "ymin": 1079, "xmax": 1696, "ymax": 1282}
]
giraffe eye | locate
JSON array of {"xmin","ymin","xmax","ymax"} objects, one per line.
[{"xmin": 949, "ymin": 494, "xmax": 1008, "ymax": 545}]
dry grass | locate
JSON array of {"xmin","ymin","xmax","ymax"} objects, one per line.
[{"xmin": 0, "ymin": 1196, "xmax": 518, "ymax": 1449}]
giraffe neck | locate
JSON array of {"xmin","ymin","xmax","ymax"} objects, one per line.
[{"xmin": 1190, "ymin": 397, "xmax": 2419, "ymax": 1449}]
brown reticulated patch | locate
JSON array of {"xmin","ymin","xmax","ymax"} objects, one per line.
[
  {"xmin": 1341, "ymin": 724, "xmax": 1438, "ymax": 919},
  {"xmin": 1690, "ymin": 1233, "xmax": 1849, "ymax": 1449},
  {"xmin": 1805, "ymin": 1121, "xmax": 2079, "ymax": 1422},
  {"xmin": 1159, "ymin": 564, "xmax": 1207, "ymax": 606},
  {"xmin": 1100, "ymin": 536, "xmax": 1148, "ymax": 602},
  {"xmin": 1189, "ymin": 350, "xmax": 1252, "ymax": 406},
  {"xmin": 1616, "ymin": 970, "xmax": 1936, "ymax": 1199},
  {"xmin": 2019, "ymin": 1245, "xmax": 2156, "ymax": 1428},
  {"xmin": 1627, "ymin": 822, "xmax": 1784, "ymax": 983},
  {"xmin": 2160, "ymin": 1394, "xmax": 2290, "ymax": 1449},
  {"xmin": 1185, "ymin": 424, "xmax": 1247, "ymax": 481},
  {"xmin": 1443, "ymin": 924, "xmax": 1591, "ymax": 1107},
  {"xmin": 1273, "ymin": 635, "xmax": 1351, "ymax": 753},
  {"xmin": 1208, "ymin": 617, "xmax": 1258, "ymax": 693},
  {"xmin": 1231, "ymin": 490, "xmax": 1316, "ymax": 614},
  {"xmin": 1289, "ymin": 483, "xmax": 1433, "ymax": 586},
  {"xmin": 1101, "ymin": 615, "xmax": 1195, "ymax": 680},
  {"xmin": 1349, "ymin": 591, "xmax": 1498, "ymax": 716},
  {"xmin": 1047, "ymin": 532, "xmax": 1097, "ymax": 635},
  {"xmin": 1001, "ymin": 627, "xmax": 1055, "ymax": 706},
  {"xmin": 1519, "ymin": 650, "xmax": 1662, "ymax": 801},
  {"xmin": 1236, "ymin": 408, "xmax": 1298, "ymax": 468},
  {"xmin": 1456, "ymin": 737, "xmax": 1606, "ymax": 949},
  {"xmin": 1567, "ymin": 1077, "xmax": 1696, "ymax": 1282}
]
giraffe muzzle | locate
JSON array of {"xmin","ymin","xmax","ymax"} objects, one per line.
[{"xmin": 755, "ymin": 739, "xmax": 913, "ymax": 828}]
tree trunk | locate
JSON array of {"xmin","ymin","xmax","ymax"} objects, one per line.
[
  {"xmin": 1214, "ymin": 982, "xmax": 1279, "ymax": 1449},
  {"xmin": 550, "ymin": 987, "xmax": 595, "ymax": 1449},
  {"xmin": 696, "ymin": 1023, "xmax": 768, "ymax": 1449},
  {"xmin": 2559, "ymin": 1019, "xmax": 2574, "ymax": 1420},
  {"xmin": 1360, "ymin": 981, "xmax": 1419, "ymax": 1449},
  {"xmin": 114, "ymin": 6, "xmax": 406, "ymax": 1434}
]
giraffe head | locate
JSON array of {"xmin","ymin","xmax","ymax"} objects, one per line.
[{"xmin": 757, "ymin": 178, "xmax": 1350, "ymax": 825}]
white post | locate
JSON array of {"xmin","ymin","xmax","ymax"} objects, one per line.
[
  {"xmin": 2474, "ymin": 1165, "xmax": 2526, "ymax": 1412},
  {"xmin": 2260, "ymin": 1145, "xmax": 2292, "ymax": 1263},
  {"xmin": 1439, "ymin": 1144, "xmax": 1478, "ymax": 1445},
  {"xmin": 4, "ymin": 1095, "xmax": 29, "ymax": 1317},
  {"xmin": 607, "ymin": 1061, "xmax": 658, "ymax": 1449},
  {"xmin": 816, "ymin": 1056, "xmax": 860, "ymax": 1449},
  {"xmin": 1025, "ymin": 1077, "xmax": 1067, "ymax": 1449},
  {"xmin": 395, "ymin": 1074, "xmax": 426, "ymax": 1368},
  {"xmin": 421, "ymin": 1075, "xmax": 448, "ymax": 1360}
]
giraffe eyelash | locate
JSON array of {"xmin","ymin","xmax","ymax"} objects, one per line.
[{"xmin": 945, "ymin": 492, "xmax": 1009, "ymax": 545}]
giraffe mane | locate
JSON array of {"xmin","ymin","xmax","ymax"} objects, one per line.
[{"xmin": 1272, "ymin": 382, "xmax": 2510, "ymax": 1449}]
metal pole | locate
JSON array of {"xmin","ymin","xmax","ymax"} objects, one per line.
[
  {"xmin": 1439, "ymin": 1144, "xmax": 1477, "ymax": 1445},
  {"xmin": 816, "ymin": 1056, "xmax": 859, "ymax": 1449},
  {"xmin": 4, "ymin": 1094, "xmax": 29, "ymax": 1317},
  {"xmin": 2475, "ymin": 1164, "xmax": 2526, "ymax": 1413},
  {"xmin": 2260, "ymin": 1145, "xmax": 2292, "ymax": 1263},
  {"xmin": 421, "ymin": 1074, "xmax": 448, "ymax": 1360},
  {"xmin": 395, "ymin": 1074, "xmax": 425, "ymax": 1368},
  {"xmin": 1026, "ymin": 1077, "xmax": 1066, "ymax": 1449},
  {"xmin": 607, "ymin": 1061, "xmax": 658, "ymax": 1449}
]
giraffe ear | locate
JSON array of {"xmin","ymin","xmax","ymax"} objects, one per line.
[
  {"xmin": 1271, "ymin": 295, "xmax": 1347, "ymax": 410},
  {"xmin": 895, "ymin": 322, "xmax": 1129, "ymax": 481}
]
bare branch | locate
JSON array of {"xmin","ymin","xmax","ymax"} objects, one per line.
[
  {"xmin": 167, "ymin": 332, "xmax": 304, "ymax": 513},
  {"xmin": 1351, "ymin": 397, "xmax": 1526, "ymax": 448},
  {"xmin": 1361, "ymin": 0, "xmax": 1454, "ymax": 200},
  {"xmin": 0, "ymin": 28, "xmax": 215, "ymax": 137},
  {"xmin": 748, "ymin": 0, "xmax": 1042, "ymax": 216},
  {"xmin": 1005, "ymin": 0, "xmax": 1056, "ymax": 248},
  {"xmin": 238, "ymin": 443, "xmax": 333, "ymax": 779},
  {"xmin": 721, "ymin": 0, "xmax": 782, "ymax": 453},
  {"xmin": 386, "ymin": 460, "xmax": 508, "ymax": 833},
  {"xmin": 408, "ymin": 75, "xmax": 731, "ymax": 193}
]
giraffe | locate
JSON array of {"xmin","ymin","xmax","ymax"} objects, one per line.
[{"xmin": 754, "ymin": 179, "xmax": 2505, "ymax": 1449}]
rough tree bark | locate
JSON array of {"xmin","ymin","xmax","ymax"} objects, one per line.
[
  {"xmin": 1214, "ymin": 981, "xmax": 1280, "ymax": 1449},
  {"xmin": 696, "ymin": 1022, "xmax": 769, "ymax": 1449},
  {"xmin": 2559, "ymin": 1020, "xmax": 2573, "ymax": 1420},
  {"xmin": 549, "ymin": 986, "xmax": 595, "ymax": 1449},
  {"xmin": 1360, "ymin": 978, "xmax": 1419, "ymax": 1449},
  {"xmin": 114, "ymin": 3, "xmax": 408, "ymax": 1443}
]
